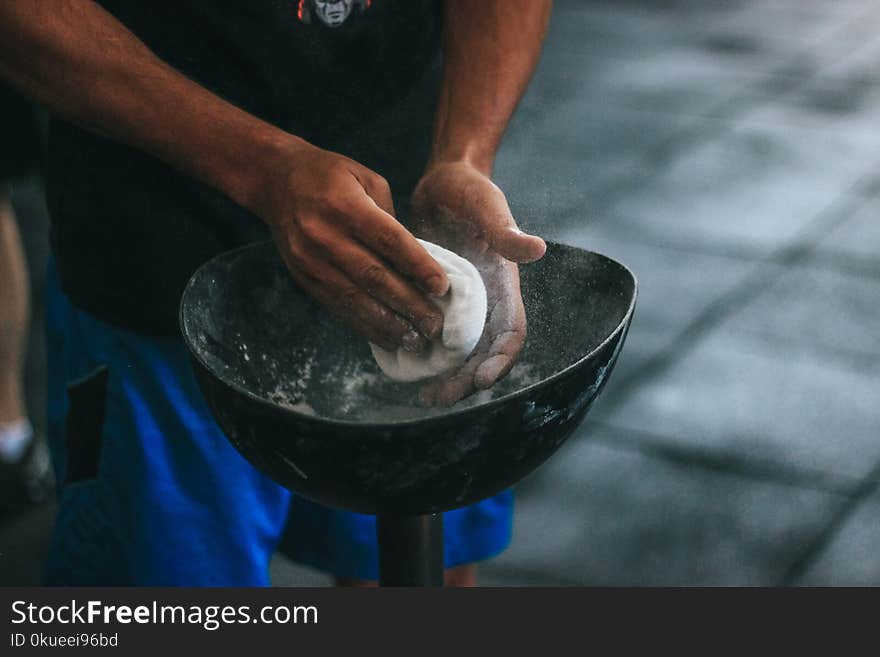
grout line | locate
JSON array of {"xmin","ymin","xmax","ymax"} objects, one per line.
[
  {"xmin": 496, "ymin": 3, "xmax": 880, "ymax": 588},
  {"xmin": 721, "ymin": 332, "xmax": 880, "ymax": 379},
  {"xmin": 576, "ymin": 215, "xmax": 880, "ymax": 283},
  {"xmin": 807, "ymin": 249, "xmax": 880, "ymax": 281},
  {"xmin": 556, "ymin": 3, "xmax": 880, "ymax": 225},
  {"xmin": 488, "ymin": 5, "xmax": 880, "ymax": 587},
  {"xmin": 578, "ymin": 76, "xmax": 812, "ymax": 221},
  {"xmin": 478, "ymin": 564, "xmax": 588, "ymax": 588},
  {"xmin": 583, "ymin": 420, "xmax": 861, "ymax": 497},
  {"xmin": 779, "ymin": 459, "xmax": 880, "ymax": 585},
  {"xmin": 577, "ymin": 220, "xmax": 782, "ymax": 263},
  {"xmin": 593, "ymin": 179, "xmax": 876, "ymax": 412}
]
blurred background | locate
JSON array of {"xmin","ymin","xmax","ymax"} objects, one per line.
[{"xmin": 2, "ymin": 0, "xmax": 879, "ymax": 585}]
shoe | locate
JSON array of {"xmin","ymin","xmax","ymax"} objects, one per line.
[{"xmin": 0, "ymin": 434, "xmax": 54, "ymax": 511}]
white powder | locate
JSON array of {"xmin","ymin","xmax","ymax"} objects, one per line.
[{"xmin": 265, "ymin": 358, "xmax": 547, "ymax": 423}]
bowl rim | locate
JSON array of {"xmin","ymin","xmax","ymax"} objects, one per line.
[{"xmin": 179, "ymin": 240, "xmax": 638, "ymax": 429}]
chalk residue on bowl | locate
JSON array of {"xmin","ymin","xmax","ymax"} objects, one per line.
[{"xmin": 266, "ymin": 358, "xmax": 545, "ymax": 423}]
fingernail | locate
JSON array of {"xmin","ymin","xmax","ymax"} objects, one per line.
[
  {"xmin": 402, "ymin": 330, "xmax": 427, "ymax": 353},
  {"xmin": 426, "ymin": 275, "xmax": 449, "ymax": 297},
  {"xmin": 420, "ymin": 314, "xmax": 443, "ymax": 340}
]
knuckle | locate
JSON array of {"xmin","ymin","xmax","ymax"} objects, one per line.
[
  {"xmin": 359, "ymin": 262, "xmax": 386, "ymax": 289},
  {"xmin": 316, "ymin": 190, "xmax": 344, "ymax": 215},
  {"xmin": 298, "ymin": 222, "xmax": 336, "ymax": 258},
  {"xmin": 311, "ymin": 172, "xmax": 350, "ymax": 208},
  {"xmin": 324, "ymin": 159, "xmax": 348, "ymax": 179},
  {"xmin": 372, "ymin": 174, "xmax": 391, "ymax": 196},
  {"xmin": 331, "ymin": 163, "xmax": 358, "ymax": 187},
  {"xmin": 374, "ymin": 226, "xmax": 401, "ymax": 254},
  {"xmin": 297, "ymin": 215, "xmax": 324, "ymax": 241},
  {"xmin": 287, "ymin": 251, "xmax": 324, "ymax": 286},
  {"xmin": 279, "ymin": 235, "xmax": 310, "ymax": 271}
]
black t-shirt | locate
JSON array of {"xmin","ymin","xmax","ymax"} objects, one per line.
[
  {"xmin": 47, "ymin": 0, "xmax": 442, "ymax": 335},
  {"xmin": 0, "ymin": 84, "xmax": 44, "ymax": 181}
]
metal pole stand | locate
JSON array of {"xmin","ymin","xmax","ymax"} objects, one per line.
[{"xmin": 377, "ymin": 513, "xmax": 444, "ymax": 587}]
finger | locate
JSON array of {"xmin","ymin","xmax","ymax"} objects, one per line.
[
  {"xmin": 342, "ymin": 194, "xmax": 450, "ymax": 296},
  {"xmin": 419, "ymin": 329, "xmax": 493, "ymax": 406},
  {"xmin": 474, "ymin": 355, "xmax": 511, "ymax": 390},
  {"xmin": 426, "ymin": 327, "xmax": 522, "ymax": 403},
  {"xmin": 329, "ymin": 280, "xmax": 428, "ymax": 353},
  {"xmin": 473, "ymin": 188, "xmax": 547, "ymax": 263},
  {"xmin": 284, "ymin": 249, "xmax": 426, "ymax": 353},
  {"xmin": 489, "ymin": 226, "xmax": 547, "ymax": 264},
  {"xmin": 474, "ymin": 329, "xmax": 523, "ymax": 389},
  {"xmin": 323, "ymin": 234, "xmax": 444, "ymax": 339},
  {"xmin": 475, "ymin": 271, "xmax": 526, "ymax": 389},
  {"xmin": 357, "ymin": 168, "xmax": 397, "ymax": 218},
  {"xmin": 420, "ymin": 362, "xmax": 480, "ymax": 407}
]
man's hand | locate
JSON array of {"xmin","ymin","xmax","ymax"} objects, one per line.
[
  {"xmin": 0, "ymin": 2, "xmax": 453, "ymax": 355},
  {"xmin": 411, "ymin": 160, "xmax": 546, "ymax": 406},
  {"xmin": 412, "ymin": 0, "xmax": 552, "ymax": 404},
  {"xmin": 254, "ymin": 140, "xmax": 450, "ymax": 353}
]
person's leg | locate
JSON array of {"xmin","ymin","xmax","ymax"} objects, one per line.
[
  {"xmin": 0, "ymin": 86, "xmax": 43, "ymax": 433},
  {"xmin": 44, "ymin": 260, "xmax": 292, "ymax": 584},
  {"xmin": 0, "ymin": 188, "xmax": 29, "ymax": 429},
  {"xmin": 0, "ymin": 187, "xmax": 51, "ymax": 507},
  {"xmin": 279, "ymin": 490, "xmax": 514, "ymax": 587}
]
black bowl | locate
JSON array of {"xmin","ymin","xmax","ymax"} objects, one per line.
[{"xmin": 180, "ymin": 241, "xmax": 636, "ymax": 515}]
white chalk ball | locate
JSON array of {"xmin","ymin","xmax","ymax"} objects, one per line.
[{"xmin": 370, "ymin": 239, "xmax": 487, "ymax": 382}]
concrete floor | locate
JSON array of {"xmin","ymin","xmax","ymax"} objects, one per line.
[{"xmin": 3, "ymin": 0, "xmax": 879, "ymax": 586}]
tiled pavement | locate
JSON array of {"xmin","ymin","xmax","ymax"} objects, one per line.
[
  {"xmin": 3, "ymin": 0, "xmax": 879, "ymax": 586},
  {"xmin": 477, "ymin": 0, "xmax": 880, "ymax": 586}
]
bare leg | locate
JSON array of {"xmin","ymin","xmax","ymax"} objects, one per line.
[
  {"xmin": 0, "ymin": 188, "xmax": 30, "ymax": 427},
  {"xmin": 0, "ymin": 186, "xmax": 52, "ymax": 504}
]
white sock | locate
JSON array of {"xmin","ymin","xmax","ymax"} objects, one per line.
[{"xmin": 0, "ymin": 418, "xmax": 33, "ymax": 463}]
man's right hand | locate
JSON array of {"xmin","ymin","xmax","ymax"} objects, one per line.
[
  {"xmin": 0, "ymin": 1, "xmax": 447, "ymax": 352},
  {"xmin": 253, "ymin": 140, "xmax": 450, "ymax": 353}
]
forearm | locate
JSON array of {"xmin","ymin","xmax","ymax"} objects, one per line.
[
  {"xmin": 0, "ymin": 0, "xmax": 295, "ymax": 214},
  {"xmin": 430, "ymin": 0, "xmax": 552, "ymax": 174}
]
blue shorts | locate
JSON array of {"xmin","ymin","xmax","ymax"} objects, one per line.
[{"xmin": 44, "ymin": 260, "xmax": 513, "ymax": 585}]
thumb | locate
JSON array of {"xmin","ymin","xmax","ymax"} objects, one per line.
[
  {"xmin": 479, "ymin": 188, "xmax": 546, "ymax": 262},
  {"xmin": 488, "ymin": 224, "xmax": 547, "ymax": 263}
]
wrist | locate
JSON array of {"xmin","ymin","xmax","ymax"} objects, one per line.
[
  {"xmin": 427, "ymin": 140, "xmax": 495, "ymax": 177},
  {"xmin": 221, "ymin": 125, "xmax": 312, "ymax": 223}
]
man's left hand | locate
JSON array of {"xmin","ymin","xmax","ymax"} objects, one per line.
[{"xmin": 410, "ymin": 160, "xmax": 546, "ymax": 406}]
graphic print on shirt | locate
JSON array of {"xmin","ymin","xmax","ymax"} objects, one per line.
[{"xmin": 296, "ymin": 0, "xmax": 373, "ymax": 27}]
